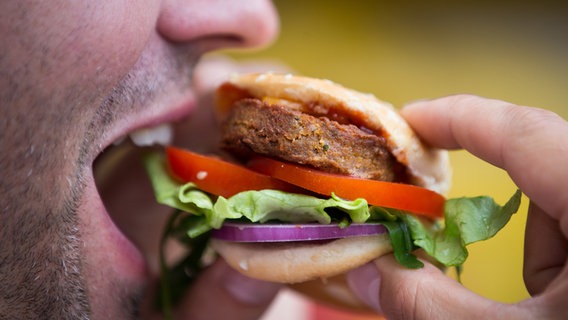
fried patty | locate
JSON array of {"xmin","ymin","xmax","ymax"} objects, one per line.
[{"xmin": 220, "ymin": 98, "xmax": 399, "ymax": 181}]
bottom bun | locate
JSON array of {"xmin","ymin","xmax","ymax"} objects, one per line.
[{"xmin": 210, "ymin": 234, "xmax": 392, "ymax": 284}]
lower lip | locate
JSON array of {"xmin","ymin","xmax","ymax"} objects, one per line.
[{"xmin": 79, "ymin": 173, "xmax": 148, "ymax": 283}]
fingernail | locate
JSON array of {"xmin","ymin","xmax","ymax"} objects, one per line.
[
  {"xmin": 346, "ymin": 262, "xmax": 383, "ymax": 313},
  {"xmin": 223, "ymin": 267, "xmax": 282, "ymax": 306}
]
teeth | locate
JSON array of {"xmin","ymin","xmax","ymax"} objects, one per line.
[
  {"xmin": 112, "ymin": 136, "xmax": 126, "ymax": 146},
  {"xmin": 129, "ymin": 123, "xmax": 173, "ymax": 147}
]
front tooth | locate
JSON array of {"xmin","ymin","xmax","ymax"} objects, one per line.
[
  {"xmin": 112, "ymin": 135, "xmax": 126, "ymax": 146},
  {"xmin": 129, "ymin": 124, "xmax": 173, "ymax": 146}
]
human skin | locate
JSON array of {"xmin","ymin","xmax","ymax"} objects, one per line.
[
  {"xmin": 347, "ymin": 94, "xmax": 568, "ymax": 319},
  {"xmin": 0, "ymin": 1, "xmax": 282, "ymax": 319}
]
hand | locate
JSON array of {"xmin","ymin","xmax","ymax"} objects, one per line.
[{"xmin": 346, "ymin": 94, "xmax": 568, "ymax": 319}]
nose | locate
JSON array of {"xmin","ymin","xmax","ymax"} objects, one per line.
[{"xmin": 157, "ymin": 0, "xmax": 279, "ymax": 50}]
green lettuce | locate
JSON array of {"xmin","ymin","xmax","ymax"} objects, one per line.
[{"xmin": 397, "ymin": 192, "xmax": 522, "ymax": 266}]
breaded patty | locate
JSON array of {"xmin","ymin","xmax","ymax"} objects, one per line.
[{"xmin": 220, "ymin": 98, "xmax": 400, "ymax": 181}]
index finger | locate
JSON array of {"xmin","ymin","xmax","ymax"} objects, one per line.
[{"xmin": 401, "ymin": 94, "xmax": 568, "ymax": 221}]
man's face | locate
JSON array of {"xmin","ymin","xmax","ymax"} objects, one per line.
[{"xmin": 0, "ymin": 1, "xmax": 278, "ymax": 318}]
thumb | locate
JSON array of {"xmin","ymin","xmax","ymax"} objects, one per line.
[{"xmin": 347, "ymin": 255, "xmax": 519, "ymax": 320}]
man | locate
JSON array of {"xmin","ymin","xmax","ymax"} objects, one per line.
[
  {"xmin": 2, "ymin": 1, "xmax": 568, "ymax": 320},
  {"xmin": 1, "ymin": 1, "xmax": 282, "ymax": 319}
]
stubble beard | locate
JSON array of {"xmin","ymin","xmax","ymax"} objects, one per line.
[
  {"xmin": 0, "ymin": 176, "xmax": 91, "ymax": 319},
  {"xmin": 0, "ymin": 39, "xmax": 198, "ymax": 319}
]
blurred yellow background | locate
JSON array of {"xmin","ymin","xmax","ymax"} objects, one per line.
[{"xmin": 229, "ymin": 1, "xmax": 568, "ymax": 318}]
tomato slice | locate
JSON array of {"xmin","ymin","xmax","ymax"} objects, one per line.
[
  {"xmin": 166, "ymin": 147, "xmax": 302, "ymax": 198},
  {"xmin": 248, "ymin": 157, "xmax": 445, "ymax": 219},
  {"xmin": 166, "ymin": 146, "xmax": 445, "ymax": 219}
]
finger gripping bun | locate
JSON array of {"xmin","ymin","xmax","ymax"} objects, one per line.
[{"xmin": 217, "ymin": 72, "xmax": 451, "ymax": 194}]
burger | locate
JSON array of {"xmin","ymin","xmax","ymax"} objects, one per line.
[{"xmin": 144, "ymin": 73, "xmax": 521, "ymax": 312}]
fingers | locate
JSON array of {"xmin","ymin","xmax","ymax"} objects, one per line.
[
  {"xmin": 390, "ymin": 95, "xmax": 568, "ymax": 318},
  {"xmin": 173, "ymin": 259, "xmax": 282, "ymax": 320},
  {"xmin": 401, "ymin": 94, "xmax": 568, "ymax": 223},
  {"xmin": 524, "ymin": 202, "xmax": 568, "ymax": 295},
  {"xmin": 347, "ymin": 256, "xmax": 529, "ymax": 320},
  {"xmin": 402, "ymin": 94, "xmax": 568, "ymax": 297}
]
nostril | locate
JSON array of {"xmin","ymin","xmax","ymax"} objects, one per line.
[{"xmin": 157, "ymin": 0, "xmax": 279, "ymax": 50}]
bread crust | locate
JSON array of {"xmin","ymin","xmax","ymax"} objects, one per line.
[
  {"xmin": 210, "ymin": 234, "xmax": 391, "ymax": 284},
  {"xmin": 216, "ymin": 72, "xmax": 452, "ymax": 194}
]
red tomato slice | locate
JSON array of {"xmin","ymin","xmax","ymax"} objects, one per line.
[
  {"xmin": 166, "ymin": 147, "xmax": 302, "ymax": 198},
  {"xmin": 248, "ymin": 157, "xmax": 445, "ymax": 219}
]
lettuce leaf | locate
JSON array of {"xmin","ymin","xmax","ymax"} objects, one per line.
[{"xmin": 373, "ymin": 190, "xmax": 522, "ymax": 267}]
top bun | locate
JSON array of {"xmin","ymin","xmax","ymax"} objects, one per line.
[{"xmin": 217, "ymin": 72, "xmax": 451, "ymax": 194}]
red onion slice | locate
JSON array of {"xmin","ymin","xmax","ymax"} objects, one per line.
[{"xmin": 211, "ymin": 222, "xmax": 387, "ymax": 242}]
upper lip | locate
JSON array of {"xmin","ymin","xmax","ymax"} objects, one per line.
[{"xmin": 102, "ymin": 94, "xmax": 197, "ymax": 153}]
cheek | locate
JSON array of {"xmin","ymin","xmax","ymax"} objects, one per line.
[
  {"xmin": 0, "ymin": 1, "xmax": 161, "ymax": 187},
  {"xmin": 52, "ymin": 1, "xmax": 160, "ymax": 90},
  {"xmin": 0, "ymin": 1, "xmax": 159, "ymax": 97}
]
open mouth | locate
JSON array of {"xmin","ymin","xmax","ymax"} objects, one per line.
[
  {"xmin": 90, "ymin": 84, "xmax": 221, "ymax": 273},
  {"xmin": 93, "ymin": 124, "xmax": 177, "ymax": 273}
]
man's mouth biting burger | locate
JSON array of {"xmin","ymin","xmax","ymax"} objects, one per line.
[{"xmin": 144, "ymin": 73, "xmax": 521, "ymax": 312}]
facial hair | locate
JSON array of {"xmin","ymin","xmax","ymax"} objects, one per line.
[{"xmin": 0, "ymin": 35, "xmax": 199, "ymax": 319}]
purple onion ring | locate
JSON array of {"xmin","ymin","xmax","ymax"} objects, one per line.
[{"xmin": 211, "ymin": 222, "xmax": 387, "ymax": 242}]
